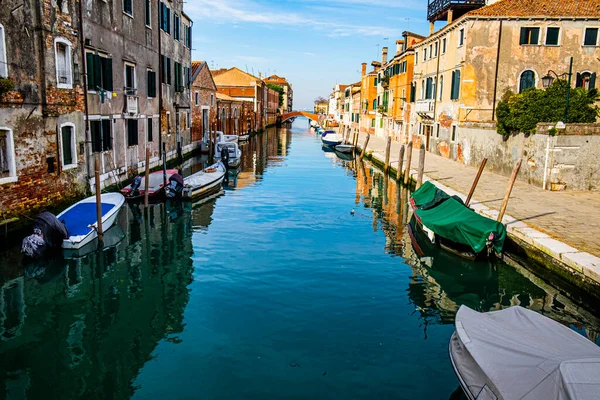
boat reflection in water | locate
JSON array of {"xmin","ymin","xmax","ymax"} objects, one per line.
[
  {"xmin": 0, "ymin": 199, "xmax": 211, "ymax": 399},
  {"xmin": 351, "ymin": 158, "xmax": 600, "ymax": 343}
]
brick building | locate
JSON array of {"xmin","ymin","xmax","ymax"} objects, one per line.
[
  {"xmin": 216, "ymin": 93, "xmax": 244, "ymax": 135},
  {"xmin": 191, "ymin": 61, "xmax": 217, "ymax": 151},
  {"xmin": 0, "ymin": 0, "xmax": 86, "ymax": 224}
]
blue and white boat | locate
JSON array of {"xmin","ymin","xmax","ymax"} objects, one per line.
[
  {"xmin": 321, "ymin": 130, "xmax": 342, "ymax": 146},
  {"xmin": 58, "ymin": 193, "xmax": 125, "ymax": 250}
]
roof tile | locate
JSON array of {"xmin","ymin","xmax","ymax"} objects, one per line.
[{"xmin": 468, "ymin": 0, "xmax": 600, "ymax": 17}]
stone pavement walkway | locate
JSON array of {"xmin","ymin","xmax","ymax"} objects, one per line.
[{"xmin": 354, "ymin": 132, "xmax": 600, "ymax": 261}]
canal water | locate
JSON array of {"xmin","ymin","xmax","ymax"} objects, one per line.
[{"xmin": 1, "ymin": 119, "xmax": 599, "ymax": 399}]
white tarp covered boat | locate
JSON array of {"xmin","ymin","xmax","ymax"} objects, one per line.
[
  {"xmin": 450, "ymin": 305, "xmax": 600, "ymax": 400},
  {"xmin": 182, "ymin": 162, "xmax": 226, "ymax": 200},
  {"xmin": 321, "ymin": 130, "xmax": 342, "ymax": 146},
  {"xmin": 58, "ymin": 193, "xmax": 125, "ymax": 250},
  {"xmin": 215, "ymin": 141, "xmax": 242, "ymax": 169},
  {"xmin": 216, "ymin": 131, "xmax": 238, "ymax": 144}
]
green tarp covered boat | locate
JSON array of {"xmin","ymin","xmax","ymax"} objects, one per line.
[{"xmin": 409, "ymin": 181, "xmax": 506, "ymax": 259}]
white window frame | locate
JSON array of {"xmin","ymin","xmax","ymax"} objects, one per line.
[
  {"xmin": 54, "ymin": 37, "xmax": 73, "ymax": 89},
  {"xmin": 520, "ymin": 26, "xmax": 541, "ymax": 46},
  {"xmin": 0, "ymin": 127, "xmax": 17, "ymax": 185},
  {"xmin": 0, "ymin": 24, "xmax": 7, "ymax": 78},
  {"xmin": 583, "ymin": 26, "xmax": 599, "ymax": 47},
  {"xmin": 59, "ymin": 122, "xmax": 77, "ymax": 170},
  {"xmin": 544, "ymin": 26, "xmax": 561, "ymax": 46},
  {"xmin": 124, "ymin": 62, "xmax": 136, "ymax": 93},
  {"xmin": 123, "ymin": 0, "xmax": 133, "ymax": 17},
  {"xmin": 145, "ymin": 0, "xmax": 151, "ymax": 28}
]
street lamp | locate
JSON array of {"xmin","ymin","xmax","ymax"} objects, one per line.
[{"xmin": 541, "ymin": 57, "xmax": 573, "ymax": 123}]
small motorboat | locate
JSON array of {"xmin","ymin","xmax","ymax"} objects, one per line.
[
  {"xmin": 58, "ymin": 193, "xmax": 125, "ymax": 250},
  {"xmin": 216, "ymin": 131, "xmax": 238, "ymax": 144},
  {"xmin": 450, "ymin": 305, "xmax": 600, "ymax": 400},
  {"xmin": 182, "ymin": 162, "xmax": 226, "ymax": 200},
  {"xmin": 121, "ymin": 169, "xmax": 179, "ymax": 200},
  {"xmin": 214, "ymin": 141, "xmax": 242, "ymax": 169},
  {"xmin": 21, "ymin": 211, "xmax": 69, "ymax": 259},
  {"xmin": 321, "ymin": 130, "xmax": 342, "ymax": 146},
  {"xmin": 335, "ymin": 144, "xmax": 355, "ymax": 153},
  {"xmin": 165, "ymin": 173, "xmax": 185, "ymax": 199},
  {"xmin": 410, "ymin": 181, "xmax": 506, "ymax": 260}
]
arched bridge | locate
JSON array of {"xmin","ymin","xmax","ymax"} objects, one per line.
[{"xmin": 280, "ymin": 111, "xmax": 321, "ymax": 123}]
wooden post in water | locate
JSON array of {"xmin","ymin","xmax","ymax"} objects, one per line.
[
  {"xmin": 360, "ymin": 134, "xmax": 370, "ymax": 160},
  {"xmin": 396, "ymin": 145, "xmax": 405, "ymax": 182},
  {"xmin": 465, "ymin": 158, "xmax": 488, "ymax": 207},
  {"xmin": 416, "ymin": 144, "xmax": 426, "ymax": 189},
  {"xmin": 162, "ymin": 142, "xmax": 167, "ymax": 188},
  {"xmin": 353, "ymin": 130, "xmax": 358, "ymax": 148},
  {"xmin": 403, "ymin": 141, "xmax": 413, "ymax": 185},
  {"xmin": 144, "ymin": 146, "xmax": 150, "ymax": 208},
  {"xmin": 384, "ymin": 136, "xmax": 391, "ymax": 174},
  {"xmin": 497, "ymin": 159, "xmax": 522, "ymax": 223},
  {"xmin": 94, "ymin": 156, "xmax": 103, "ymax": 241}
]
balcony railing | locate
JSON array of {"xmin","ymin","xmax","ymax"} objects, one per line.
[
  {"xmin": 415, "ymin": 99, "xmax": 434, "ymax": 115},
  {"xmin": 427, "ymin": 0, "xmax": 485, "ymax": 21},
  {"xmin": 126, "ymin": 96, "xmax": 138, "ymax": 115}
]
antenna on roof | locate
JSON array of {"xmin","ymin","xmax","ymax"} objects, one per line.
[{"xmin": 246, "ymin": 64, "xmax": 249, "ymax": 73}]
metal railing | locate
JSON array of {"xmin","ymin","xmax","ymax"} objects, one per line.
[{"xmin": 427, "ymin": 0, "xmax": 485, "ymax": 19}]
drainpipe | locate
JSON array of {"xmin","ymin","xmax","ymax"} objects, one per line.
[
  {"xmin": 78, "ymin": 0, "xmax": 92, "ymax": 183},
  {"xmin": 432, "ymin": 37, "xmax": 442, "ymax": 152},
  {"xmin": 157, "ymin": 0, "xmax": 163, "ymax": 157},
  {"xmin": 491, "ymin": 20, "xmax": 503, "ymax": 121}
]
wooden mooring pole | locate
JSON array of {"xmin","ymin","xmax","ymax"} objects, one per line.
[
  {"xmin": 403, "ymin": 141, "xmax": 413, "ymax": 185},
  {"xmin": 360, "ymin": 134, "xmax": 370, "ymax": 160},
  {"xmin": 94, "ymin": 156, "xmax": 103, "ymax": 241},
  {"xmin": 465, "ymin": 158, "xmax": 487, "ymax": 207},
  {"xmin": 416, "ymin": 144, "xmax": 426, "ymax": 189},
  {"xmin": 384, "ymin": 136, "xmax": 392, "ymax": 174},
  {"xmin": 396, "ymin": 145, "xmax": 405, "ymax": 182},
  {"xmin": 497, "ymin": 159, "xmax": 522, "ymax": 223},
  {"xmin": 144, "ymin": 146, "xmax": 150, "ymax": 208}
]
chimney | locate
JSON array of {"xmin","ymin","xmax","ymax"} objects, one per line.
[
  {"xmin": 396, "ymin": 40, "xmax": 405, "ymax": 55},
  {"xmin": 382, "ymin": 47, "xmax": 388, "ymax": 65},
  {"xmin": 361, "ymin": 62, "xmax": 367, "ymax": 77}
]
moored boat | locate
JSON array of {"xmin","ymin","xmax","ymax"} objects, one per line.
[
  {"xmin": 215, "ymin": 141, "xmax": 242, "ymax": 169},
  {"xmin": 321, "ymin": 130, "xmax": 342, "ymax": 146},
  {"xmin": 450, "ymin": 305, "xmax": 600, "ymax": 400},
  {"xmin": 181, "ymin": 162, "xmax": 226, "ymax": 200},
  {"xmin": 410, "ymin": 181, "xmax": 506, "ymax": 260},
  {"xmin": 121, "ymin": 169, "xmax": 180, "ymax": 200},
  {"xmin": 216, "ymin": 131, "xmax": 238, "ymax": 144},
  {"xmin": 59, "ymin": 193, "xmax": 125, "ymax": 250},
  {"xmin": 239, "ymin": 134, "xmax": 250, "ymax": 142},
  {"xmin": 335, "ymin": 144, "xmax": 355, "ymax": 153}
]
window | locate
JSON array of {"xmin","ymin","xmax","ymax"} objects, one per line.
[
  {"xmin": 429, "ymin": 44, "xmax": 432, "ymax": 58},
  {"xmin": 371, "ymin": 119, "xmax": 375, "ymax": 128},
  {"xmin": 545, "ymin": 27, "xmax": 560, "ymax": 46},
  {"xmin": 90, "ymin": 119, "xmax": 112, "ymax": 152},
  {"xmin": 423, "ymin": 48, "xmax": 427, "ymax": 61},
  {"xmin": 185, "ymin": 25, "xmax": 192, "ymax": 48},
  {"xmin": 174, "ymin": 62, "xmax": 183, "ymax": 92},
  {"xmin": 174, "ymin": 14, "xmax": 180, "ymax": 40},
  {"xmin": 86, "ymin": 53, "xmax": 113, "ymax": 91},
  {"xmin": 145, "ymin": 0, "xmax": 151, "ymax": 26},
  {"xmin": 421, "ymin": 80, "xmax": 425, "ymax": 100},
  {"xmin": 451, "ymin": 126, "xmax": 457, "ymax": 142},
  {"xmin": 576, "ymin": 72, "xmax": 597, "ymax": 89},
  {"xmin": 434, "ymin": 42, "xmax": 438, "ymax": 57},
  {"xmin": 0, "ymin": 128, "xmax": 16, "ymax": 183},
  {"xmin": 123, "ymin": 0, "xmax": 132, "ymax": 16},
  {"xmin": 415, "ymin": 52, "xmax": 418, "ymax": 65},
  {"xmin": 60, "ymin": 124, "xmax": 76, "ymax": 168},
  {"xmin": 584, "ymin": 28, "xmax": 599, "ymax": 46},
  {"xmin": 127, "ymin": 119, "xmax": 138, "ymax": 146},
  {"xmin": 450, "ymin": 70, "xmax": 461, "ymax": 100},
  {"xmin": 410, "ymin": 82, "xmax": 416, "ymax": 102},
  {"xmin": 124, "ymin": 63, "xmax": 136, "ymax": 94},
  {"xmin": 160, "ymin": 3, "xmax": 171, "ymax": 34},
  {"xmin": 519, "ymin": 70, "xmax": 536, "ymax": 93},
  {"xmin": 372, "ymin": 99, "xmax": 376, "ymax": 109},
  {"xmin": 436, "ymin": 124, "xmax": 440, "ymax": 138},
  {"xmin": 442, "ymin": 38, "xmax": 446, "ymax": 53},
  {"xmin": 55, "ymin": 38, "xmax": 73, "ymax": 88},
  {"xmin": 0, "ymin": 25, "xmax": 7, "ymax": 77},
  {"xmin": 439, "ymin": 75, "xmax": 444, "ymax": 101},
  {"xmin": 520, "ymin": 27, "xmax": 540, "ymax": 45},
  {"xmin": 379, "ymin": 118, "xmax": 383, "ymax": 128},
  {"xmin": 211, "ymin": 94, "xmax": 214, "ymax": 106},
  {"xmin": 161, "ymin": 55, "xmax": 171, "ymax": 85},
  {"xmin": 147, "ymin": 69, "xmax": 156, "ymax": 97},
  {"xmin": 425, "ymin": 77, "xmax": 433, "ymax": 99},
  {"xmin": 147, "ymin": 117, "xmax": 153, "ymax": 142},
  {"xmin": 195, "ymin": 92, "xmax": 199, "ymax": 106},
  {"xmin": 459, "ymin": 29, "xmax": 465, "ymax": 46}
]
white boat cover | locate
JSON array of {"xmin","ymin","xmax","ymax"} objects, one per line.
[
  {"xmin": 184, "ymin": 162, "xmax": 225, "ymax": 189},
  {"xmin": 450, "ymin": 305, "xmax": 600, "ymax": 400}
]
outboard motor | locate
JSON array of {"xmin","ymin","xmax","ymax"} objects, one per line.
[
  {"xmin": 165, "ymin": 173, "xmax": 184, "ymax": 199},
  {"xmin": 129, "ymin": 175, "xmax": 143, "ymax": 197},
  {"xmin": 21, "ymin": 211, "xmax": 69, "ymax": 259},
  {"xmin": 221, "ymin": 146, "xmax": 230, "ymax": 170}
]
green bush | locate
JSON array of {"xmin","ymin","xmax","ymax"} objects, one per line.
[
  {"xmin": 0, "ymin": 77, "xmax": 14, "ymax": 96},
  {"xmin": 496, "ymin": 80, "xmax": 599, "ymax": 138}
]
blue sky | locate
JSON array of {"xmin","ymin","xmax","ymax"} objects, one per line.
[{"xmin": 185, "ymin": 0, "xmax": 432, "ymax": 110}]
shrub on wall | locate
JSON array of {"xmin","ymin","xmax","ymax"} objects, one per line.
[{"xmin": 496, "ymin": 80, "xmax": 599, "ymax": 138}]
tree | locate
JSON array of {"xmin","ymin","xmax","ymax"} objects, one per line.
[
  {"xmin": 314, "ymin": 96, "xmax": 328, "ymax": 104},
  {"xmin": 496, "ymin": 80, "xmax": 599, "ymax": 138},
  {"xmin": 266, "ymin": 83, "xmax": 284, "ymax": 107}
]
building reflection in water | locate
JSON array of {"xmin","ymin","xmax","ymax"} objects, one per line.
[{"xmin": 350, "ymin": 157, "xmax": 600, "ymax": 344}]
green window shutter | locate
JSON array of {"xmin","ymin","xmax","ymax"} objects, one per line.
[
  {"xmin": 590, "ymin": 73, "xmax": 596, "ymax": 89},
  {"xmin": 373, "ymin": 99, "xmax": 376, "ymax": 109},
  {"xmin": 584, "ymin": 28, "xmax": 598, "ymax": 46},
  {"xmin": 147, "ymin": 70, "xmax": 156, "ymax": 97},
  {"xmin": 379, "ymin": 118, "xmax": 383, "ymax": 128},
  {"xmin": 519, "ymin": 27, "xmax": 527, "ymax": 45},
  {"xmin": 91, "ymin": 121, "xmax": 101, "ymax": 152},
  {"xmin": 148, "ymin": 118, "xmax": 153, "ymax": 142},
  {"xmin": 531, "ymin": 28, "xmax": 539, "ymax": 44},
  {"xmin": 455, "ymin": 71, "xmax": 461, "ymax": 99},
  {"xmin": 546, "ymin": 27, "xmax": 559, "ymax": 45},
  {"xmin": 100, "ymin": 57, "xmax": 113, "ymax": 91},
  {"xmin": 127, "ymin": 119, "xmax": 138, "ymax": 146},
  {"xmin": 450, "ymin": 71, "xmax": 456, "ymax": 99},
  {"xmin": 102, "ymin": 119, "xmax": 112, "ymax": 150},
  {"xmin": 576, "ymin": 72, "xmax": 582, "ymax": 88},
  {"xmin": 61, "ymin": 127, "xmax": 72, "ymax": 165},
  {"xmin": 86, "ymin": 53, "xmax": 95, "ymax": 89},
  {"xmin": 93, "ymin": 54, "xmax": 101, "ymax": 90},
  {"xmin": 167, "ymin": 58, "xmax": 171, "ymax": 85}
]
